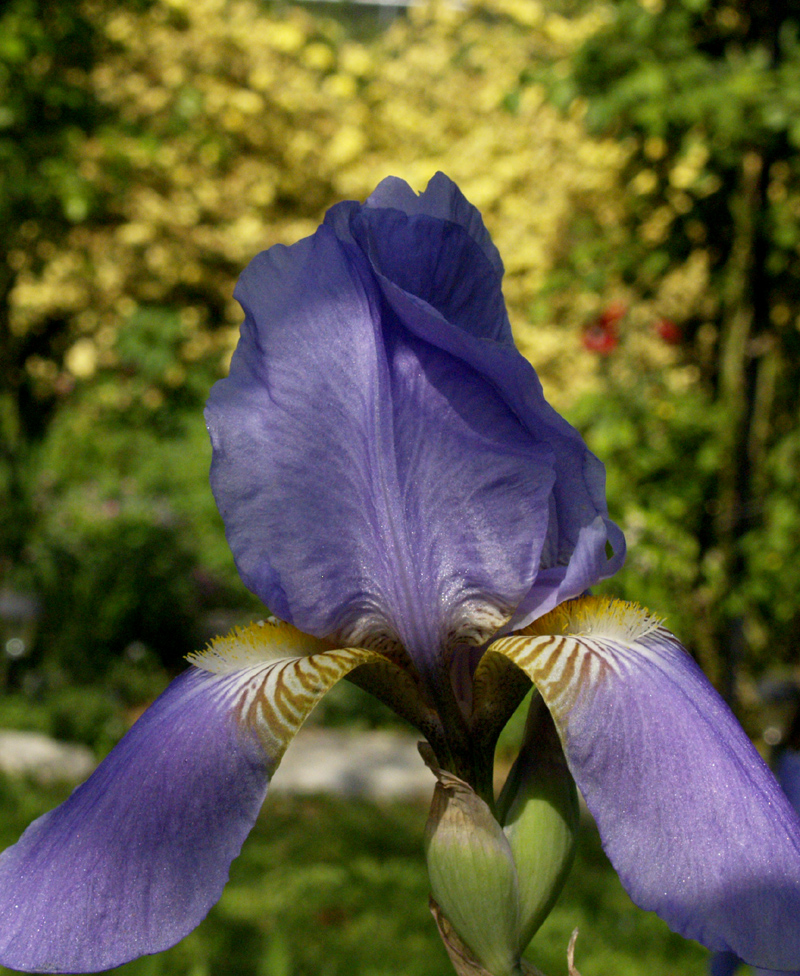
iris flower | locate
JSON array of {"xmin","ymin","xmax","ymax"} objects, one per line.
[{"xmin": 1, "ymin": 174, "xmax": 800, "ymax": 975}]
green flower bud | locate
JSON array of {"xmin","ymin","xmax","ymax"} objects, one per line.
[
  {"xmin": 421, "ymin": 745, "xmax": 524, "ymax": 976},
  {"xmin": 498, "ymin": 693, "xmax": 579, "ymax": 952}
]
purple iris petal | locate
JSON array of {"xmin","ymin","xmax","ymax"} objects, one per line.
[
  {"xmin": 0, "ymin": 667, "xmax": 270, "ymax": 973},
  {"xmin": 207, "ymin": 174, "xmax": 623, "ymax": 675},
  {"xmin": 364, "ymin": 172, "xmax": 508, "ymax": 284},
  {"xmin": 712, "ymin": 955, "xmax": 800, "ymax": 976},
  {"xmin": 709, "ymin": 952, "xmax": 743, "ymax": 976},
  {"xmin": 514, "ymin": 515, "xmax": 626, "ymax": 626},
  {"xmin": 207, "ymin": 224, "xmax": 555, "ymax": 672},
  {"xmin": 327, "ymin": 176, "xmax": 623, "ymax": 625},
  {"xmin": 555, "ymin": 627, "xmax": 800, "ymax": 969},
  {"xmin": 712, "ymin": 748, "xmax": 800, "ymax": 976},
  {"xmin": 325, "ymin": 188, "xmax": 512, "ymax": 345}
]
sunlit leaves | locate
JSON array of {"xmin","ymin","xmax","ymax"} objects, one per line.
[{"xmin": 9, "ymin": 0, "xmax": 632, "ymax": 417}]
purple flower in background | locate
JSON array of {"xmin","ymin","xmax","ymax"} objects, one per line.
[{"xmin": 0, "ymin": 175, "xmax": 799, "ymax": 974}]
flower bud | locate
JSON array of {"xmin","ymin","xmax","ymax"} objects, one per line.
[
  {"xmin": 421, "ymin": 745, "xmax": 524, "ymax": 976},
  {"xmin": 498, "ymin": 693, "xmax": 579, "ymax": 952}
]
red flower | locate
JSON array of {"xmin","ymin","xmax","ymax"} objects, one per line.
[
  {"xmin": 582, "ymin": 317, "xmax": 619, "ymax": 355},
  {"xmin": 655, "ymin": 318, "xmax": 682, "ymax": 345},
  {"xmin": 599, "ymin": 301, "xmax": 628, "ymax": 328}
]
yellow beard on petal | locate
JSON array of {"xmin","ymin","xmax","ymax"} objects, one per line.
[
  {"xmin": 186, "ymin": 621, "xmax": 383, "ymax": 767},
  {"xmin": 522, "ymin": 595, "xmax": 662, "ymax": 644},
  {"xmin": 187, "ymin": 618, "xmax": 331, "ymax": 673}
]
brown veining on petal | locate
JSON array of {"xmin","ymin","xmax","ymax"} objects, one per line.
[
  {"xmin": 196, "ymin": 639, "xmax": 381, "ymax": 772},
  {"xmin": 486, "ymin": 596, "xmax": 663, "ymax": 723},
  {"xmin": 334, "ymin": 617, "xmax": 411, "ymax": 669},
  {"xmin": 491, "ymin": 633, "xmax": 617, "ymax": 724},
  {"xmin": 469, "ymin": 648, "xmax": 532, "ymax": 783},
  {"xmin": 447, "ymin": 596, "xmax": 514, "ymax": 649}
]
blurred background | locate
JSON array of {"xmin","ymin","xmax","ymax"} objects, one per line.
[{"xmin": 1, "ymin": 0, "xmax": 799, "ymax": 972}]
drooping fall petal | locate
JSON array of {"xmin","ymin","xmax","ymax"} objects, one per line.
[
  {"xmin": 488, "ymin": 597, "xmax": 800, "ymax": 971},
  {"xmin": 0, "ymin": 622, "xmax": 379, "ymax": 973}
]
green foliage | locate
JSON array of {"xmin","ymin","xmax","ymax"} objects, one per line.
[
  {"xmin": 313, "ymin": 678, "xmax": 410, "ymax": 731},
  {"xmin": 536, "ymin": 0, "xmax": 800, "ymax": 687},
  {"xmin": 3, "ymin": 344, "xmax": 257, "ymax": 684},
  {"xmin": 0, "ymin": 0, "xmax": 115, "ymax": 602},
  {"xmin": 567, "ymin": 359, "xmax": 724, "ymax": 666},
  {"xmin": 0, "ymin": 688, "xmax": 127, "ymax": 755},
  {"xmin": 32, "ymin": 509, "xmax": 200, "ymax": 677},
  {"xmin": 0, "ymin": 0, "xmax": 104, "ymax": 232},
  {"xmin": 47, "ymin": 686, "xmax": 127, "ymax": 753},
  {"xmin": 22, "ymin": 397, "xmax": 259, "ymax": 678},
  {"xmin": 564, "ymin": 0, "xmax": 800, "ymax": 310}
]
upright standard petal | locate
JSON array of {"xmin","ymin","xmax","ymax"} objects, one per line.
[
  {"xmin": 488, "ymin": 597, "xmax": 800, "ymax": 970},
  {"xmin": 206, "ymin": 222, "xmax": 556, "ymax": 677},
  {"xmin": 326, "ymin": 182, "xmax": 513, "ymax": 345},
  {"xmin": 0, "ymin": 622, "xmax": 379, "ymax": 973},
  {"xmin": 327, "ymin": 175, "xmax": 624, "ymax": 624},
  {"xmin": 364, "ymin": 172, "xmax": 508, "ymax": 285}
]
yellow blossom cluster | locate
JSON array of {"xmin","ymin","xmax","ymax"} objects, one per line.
[{"xmin": 10, "ymin": 0, "xmax": 697, "ymax": 411}]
